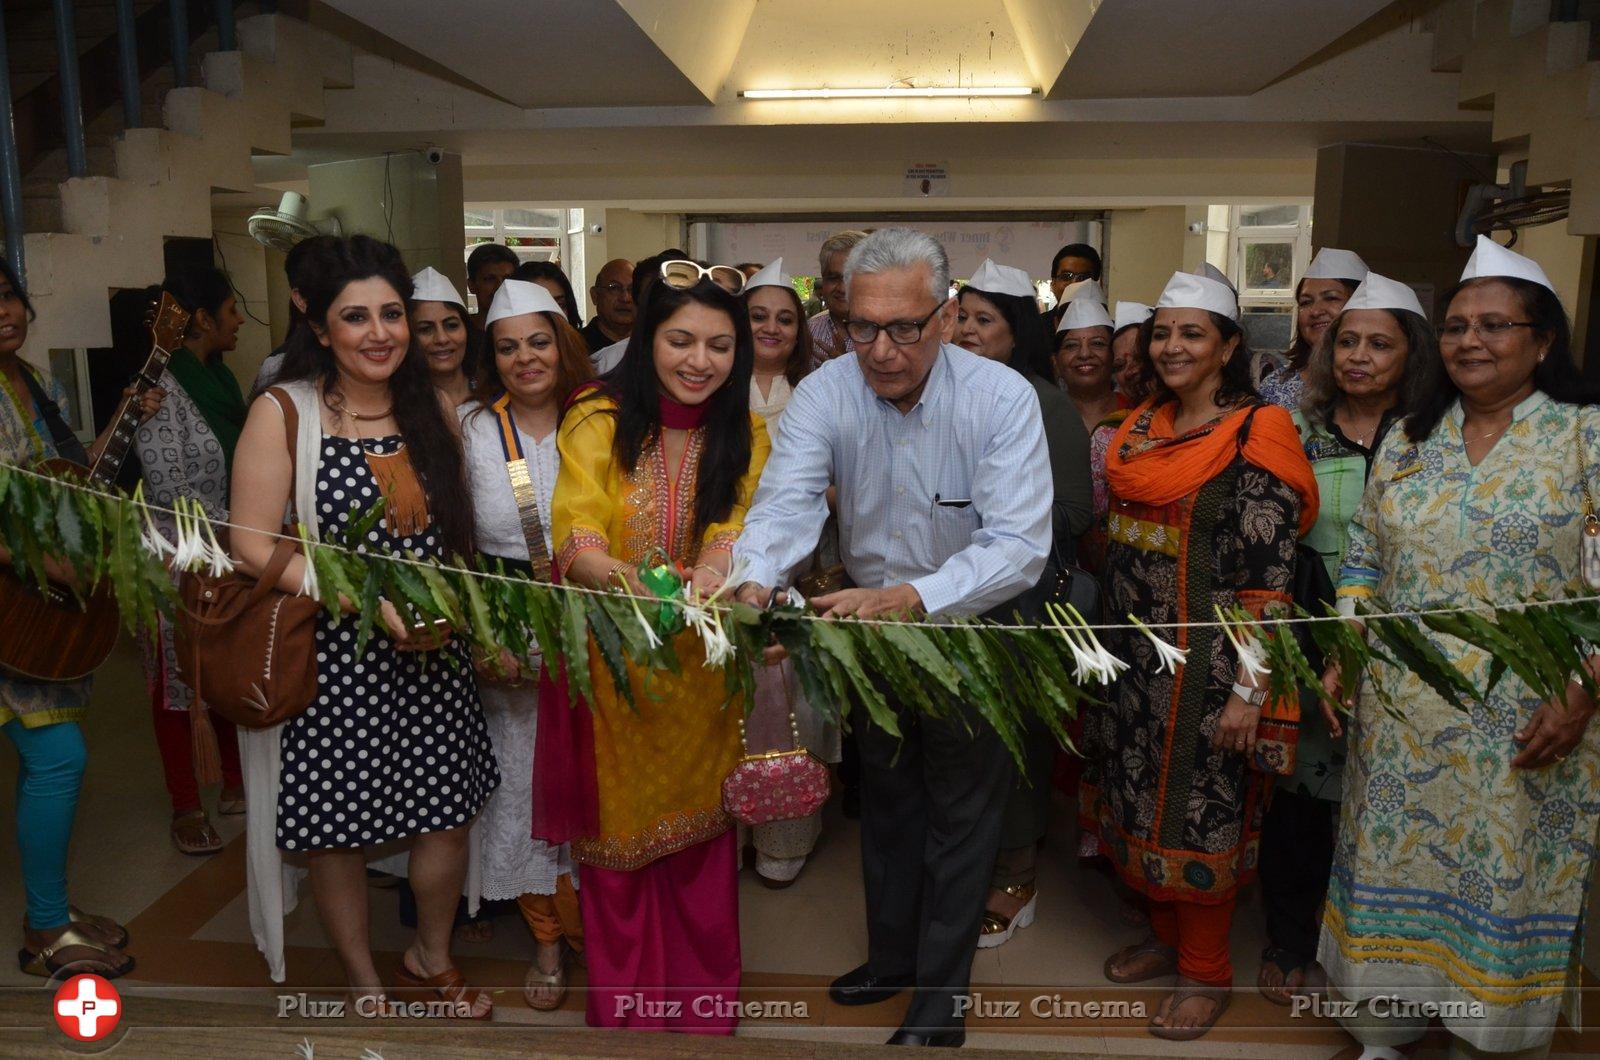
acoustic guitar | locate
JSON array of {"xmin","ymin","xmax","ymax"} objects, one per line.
[{"xmin": 0, "ymin": 292, "xmax": 191, "ymax": 682}]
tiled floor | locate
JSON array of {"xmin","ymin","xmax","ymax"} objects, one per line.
[{"xmin": 3, "ymin": 638, "xmax": 1597, "ymax": 1057}]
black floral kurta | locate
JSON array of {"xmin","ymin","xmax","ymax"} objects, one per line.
[{"xmin": 1087, "ymin": 440, "xmax": 1299, "ymax": 905}]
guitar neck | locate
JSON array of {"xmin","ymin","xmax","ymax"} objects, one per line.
[{"xmin": 87, "ymin": 343, "xmax": 175, "ymax": 488}]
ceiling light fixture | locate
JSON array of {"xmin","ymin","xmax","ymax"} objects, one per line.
[{"xmin": 740, "ymin": 86, "xmax": 1037, "ymax": 100}]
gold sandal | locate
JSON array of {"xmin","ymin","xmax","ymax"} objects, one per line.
[
  {"xmin": 216, "ymin": 786, "xmax": 247, "ymax": 816},
  {"xmin": 68, "ymin": 906, "xmax": 129, "ymax": 949},
  {"xmin": 977, "ymin": 882, "xmax": 1037, "ymax": 949},
  {"xmin": 522, "ymin": 943, "xmax": 567, "ymax": 1011},
  {"xmin": 17, "ymin": 925, "xmax": 135, "ymax": 979},
  {"xmin": 170, "ymin": 809, "xmax": 223, "ymax": 856}
]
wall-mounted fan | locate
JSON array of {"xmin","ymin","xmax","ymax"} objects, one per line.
[
  {"xmin": 247, "ymin": 192, "xmax": 342, "ymax": 252},
  {"xmin": 1455, "ymin": 160, "xmax": 1570, "ymax": 248}
]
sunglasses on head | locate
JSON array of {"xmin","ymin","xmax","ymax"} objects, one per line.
[{"xmin": 659, "ymin": 260, "xmax": 746, "ymax": 295}]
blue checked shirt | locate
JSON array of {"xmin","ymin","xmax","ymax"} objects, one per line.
[{"xmin": 734, "ymin": 344, "xmax": 1052, "ymax": 617}]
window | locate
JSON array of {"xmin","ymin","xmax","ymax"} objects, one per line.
[
  {"xmin": 1222, "ymin": 205, "xmax": 1313, "ymax": 352},
  {"xmin": 463, "ymin": 205, "xmax": 587, "ymax": 317}
]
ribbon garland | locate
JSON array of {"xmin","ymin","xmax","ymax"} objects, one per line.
[{"xmin": 5, "ymin": 458, "xmax": 1600, "ymax": 772}]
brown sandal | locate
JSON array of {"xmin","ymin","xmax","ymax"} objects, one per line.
[
  {"xmin": 394, "ymin": 957, "xmax": 492, "ymax": 1020},
  {"xmin": 1150, "ymin": 975, "xmax": 1232, "ymax": 1041},
  {"xmin": 170, "ymin": 809, "xmax": 223, "ymax": 856},
  {"xmin": 1104, "ymin": 936, "xmax": 1179, "ymax": 983}
]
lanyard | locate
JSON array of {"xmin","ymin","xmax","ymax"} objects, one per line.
[{"xmin": 491, "ymin": 393, "xmax": 553, "ymax": 581}]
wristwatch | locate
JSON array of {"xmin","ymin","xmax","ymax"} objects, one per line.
[{"xmin": 1231, "ymin": 681, "xmax": 1268, "ymax": 707}]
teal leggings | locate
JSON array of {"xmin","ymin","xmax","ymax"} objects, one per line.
[{"xmin": 3, "ymin": 719, "xmax": 86, "ymax": 931}]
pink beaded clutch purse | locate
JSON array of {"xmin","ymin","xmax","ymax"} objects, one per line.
[{"xmin": 721, "ymin": 685, "xmax": 831, "ymax": 827}]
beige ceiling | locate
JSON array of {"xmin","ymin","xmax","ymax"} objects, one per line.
[
  {"xmin": 269, "ymin": 0, "xmax": 1486, "ymax": 212},
  {"xmin": 321, "ymin": 0, "xmax": 1405, "ymax": 108},
  {"xmin": 319, "ymin": 0, "xmax": 720, "ymax": 106},
  {"xmin": 1050, "ymin": 0, "xmax": 1397, "ymax": 98}
]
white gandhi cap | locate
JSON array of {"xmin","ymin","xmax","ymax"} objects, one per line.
[
  {"xmin": 745, "ymin": 258, "xmax": 792, "ymax": 292},
  {"xmin": 966, "ymin": 259, "xmax": 1036, "ymax": 300},
  {"xmin": 1113, "ymin": 301, "xmax": 1153, "ymax": 334},
  {"xmin": 410, "ymin": 266, "xmax": 466, "ymax": 307},
  {"xmin": 1460, "ymin": 234, "xmax": 1557, "ymax": 295},
  {"xmin": 1303, "ymin": 248, "xmax": 1370, "ymax": 282},
  {"xmin": 1341, "ymin": 272, "xmax": 1426, "ymax": 319},
  {"xmin": 484, "ymin": 278, "xmax": 564, "ymax": 329},
  {"xmin": 1157, "ymin": 270, "xmax": 1240, "ymax": 322}
]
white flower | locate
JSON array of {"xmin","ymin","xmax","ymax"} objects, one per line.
[
  {"xmin": 196, "ymin": 505, "xmax": 234, "ymax": 577},
  {"xmin": 170, "ymin": 497, "xmax": 207, "ymax": 571},
  {"xmin": 297, "ymin": 529, "xmax": 320, "ymax": 600},
  {"xmin": 1216, "ymin": 606, "xmax": 1271, "ymax": 683},
  {"xmin": 1129, "ymin": 613, "xmax": 1187, "ymax": 674},
  {"xmin": 625, "ymin": 588, "xmax": 664, "ymax": 651},
  {"xmin": 135, "ymin": 483, "xmax": 176, "ymax": 561},
  {"xmin": 683, "ymin": 601, "xmax": 735, "ymax": 668},
  {"xmin": 1047, "ymin": 602, "xmax": 1128, "ymax": 685}
]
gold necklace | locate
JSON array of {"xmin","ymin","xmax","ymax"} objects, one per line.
[
  {"xmin": 325, "ymin": 391, "xmax": 392, "ymax": 421},
  {"xmin": 1462, "ymin": 419, "xmax": 1511, "ymax": 446}
]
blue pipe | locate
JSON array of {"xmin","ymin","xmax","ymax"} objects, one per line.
[
  {"xmin": 0, "ymin": 2, "xmax": 26, "ymax": 279},
  {"xmin": 216, "ymin": 0, "xmax": 236, "ymax": 51},
  {"xmin": 51, "ymin": 0, "xmax": 88, "ymax": 178},
  {"xmin": 114, "ymin": 0, "xmax": 140, "ymax": 129},
  {"xmin": 168, "ymin": 0, "xmax": 189, "ymax": 86}
]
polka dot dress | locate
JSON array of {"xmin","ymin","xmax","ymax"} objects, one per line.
[{"xmin": 276, "ymin": 435, "xmax": 499, "ymax": 852}]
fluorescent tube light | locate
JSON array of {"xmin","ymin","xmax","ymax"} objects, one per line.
[{"xmin": 740, "ymin": 86, "xmax": 1036, "ymax": 100}]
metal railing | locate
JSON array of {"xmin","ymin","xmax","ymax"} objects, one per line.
[{"xmin": 0, "ymin": 0, "xmax": 241, "ymax": 280}]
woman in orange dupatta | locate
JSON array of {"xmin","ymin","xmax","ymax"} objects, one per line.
[
  {"xmin": 1091, "ymin": 271, "xmax": 1318, "ymax": 1041},
  {"xmin": 538, "ymin": 269, "xmax": 769, "ymax": 1035}
]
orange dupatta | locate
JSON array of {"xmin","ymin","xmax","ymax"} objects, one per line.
[{"xmin": 1104, "ymin": 399, "xmax": 1319, "ymax": 536}]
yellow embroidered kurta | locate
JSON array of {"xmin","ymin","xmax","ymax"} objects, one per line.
[{"xmin": 551, "ymin": 395, "xmax": 770, "ymax": 870}]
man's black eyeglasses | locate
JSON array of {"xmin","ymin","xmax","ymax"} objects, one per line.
[{"xmin": 845, "ymin": 302, "xmax": 946, "ymax": 346}]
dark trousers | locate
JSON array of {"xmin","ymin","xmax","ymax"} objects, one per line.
[
  {"xmin": 1258, "ymin": 787, "xmax": 1337, "ymax": 966},
  {"xmin": 993, "ymin": 715, "xmax": 1056, "ymax": 887},
  {"xmin": 857, "ymin": 694, "xmax": 1015, "ymax": 1030}
]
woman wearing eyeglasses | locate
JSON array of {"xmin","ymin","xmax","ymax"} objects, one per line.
[
  {"xmin": 534, "ymin": 259, "xmax": 769, "ymax": 1034},
  {"xmin": 1319, "ymin": 238, "xmax": 1600, "ymax": 1060}
]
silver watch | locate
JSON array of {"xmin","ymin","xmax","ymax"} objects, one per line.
[{"xmin": 1231, "ymin": 681, "xmax": 1267, "ymax": 707}]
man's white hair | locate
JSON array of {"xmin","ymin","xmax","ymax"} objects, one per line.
[{"xmin": 843, "ymin": 228, "xmax": 951, "ymax": 305}]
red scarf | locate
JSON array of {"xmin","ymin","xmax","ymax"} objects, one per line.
[
  {"xmin": 659, "ymin": 393, "xmax": 710, "ymax": 430},
  {"xmin": 1105, "ymin": 400, "xmax": 1319, "ymax": 535}
]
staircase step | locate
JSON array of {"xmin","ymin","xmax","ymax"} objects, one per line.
[{"xmin": 26, "ymin": 142, "xmax": 119, "ymax": 183}]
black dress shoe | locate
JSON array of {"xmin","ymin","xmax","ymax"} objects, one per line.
[
  {"xmin": 887, "ymin": 1028, "xmax": 966, "ymax": 1047},
  {"xmin": 828, "ymin": 963, "xmax": 912, "ymax": 1006}
]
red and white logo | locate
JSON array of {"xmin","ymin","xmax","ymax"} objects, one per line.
[{"xmin": 53, "ymin": 974, "xmax": 122, "ymax": 1042}]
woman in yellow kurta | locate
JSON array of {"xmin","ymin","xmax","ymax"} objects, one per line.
[{"xmin": 538, "ymin": 265, "xmax": 769, "ymax": 1035}]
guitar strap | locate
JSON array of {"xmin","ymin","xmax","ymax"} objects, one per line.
[
  {"xmin": 490, "ymin": 393, "xmax": 553, "ymax": 582},
  {"xmin": 18, "ymin": 368, "xmax": 89, "ymax": 465}
]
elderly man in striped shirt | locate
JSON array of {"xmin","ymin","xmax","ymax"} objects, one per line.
[{"xmin": 734, "ymin": 227, "xmax": 1053, "ymax": 1048}]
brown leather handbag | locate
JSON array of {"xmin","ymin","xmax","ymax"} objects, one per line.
[{"xmin": 174, "ymin": 387, "xmax": 320, "ymax": 782}]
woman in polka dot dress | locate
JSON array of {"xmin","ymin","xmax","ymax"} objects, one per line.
[{"xmin": 230, "ymin": 236, "xmax": 497, "ymax": 1016}]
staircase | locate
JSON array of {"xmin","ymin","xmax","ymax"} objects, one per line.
[
  {"xmin": 1433, "ymin": 0, "xmax": 1600, "ymax": 234},
  {"xmin": 4, "ymin": 8, "xmax": 352, "ymax": 356}
]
